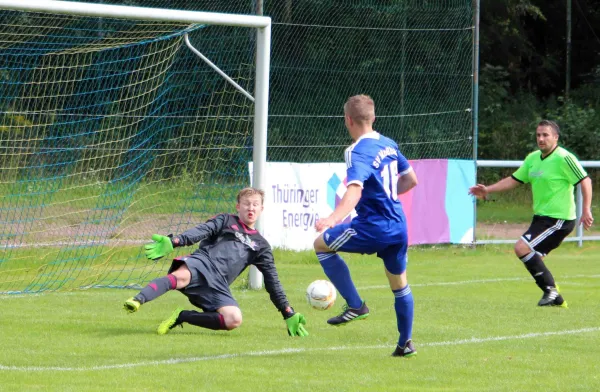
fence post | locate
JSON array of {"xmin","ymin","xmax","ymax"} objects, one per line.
[{"xmin": 576, "ymin": 183, "xmax": 583, "ymax": 247}]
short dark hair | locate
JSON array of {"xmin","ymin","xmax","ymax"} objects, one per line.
[{"xmin": 537, "ymin": 120, "xmax": 560, "ymax": 135}]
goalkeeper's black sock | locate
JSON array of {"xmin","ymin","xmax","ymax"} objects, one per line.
[
  {"xmin": 134, "ymin": 274, "xmax": 177, "ymax": 304},
  {"xmin": 178, "ymin": 310, "xmax": 227, "ymax": 330},
  {"xmin": 520, "ymin": 251, "xmax": 556, "ymax": 292}
]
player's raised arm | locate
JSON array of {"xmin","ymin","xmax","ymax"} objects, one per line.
[
  {"xmin": 172, "ymin": 214, "xmax": 227, "ymax": 246},
  {"xmin": 144, "ymin": 234, "xmax": 175, "ymax": 260},
  {"xmin": 468, "ymin": 177, "xmax": 521, "ymax": 200},
  {"xmin": 469, "ymin": 154, "xmax": 531, "ymax": 200},
  {"xmin": 143, "ymin": 214, "xmax": 227, "ymax": 260}
]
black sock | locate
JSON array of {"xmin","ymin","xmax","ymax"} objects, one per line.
[
  {"xmin": 134, "ymin": 274, "xmax": 177, "ymax": 304},
  {"xmin": 178, "ymin": 310, "xmax": 227, "ymax": 330},
  {"xmin": 520, "ymin": 252, "xmax": 556, "ymax": 292}
]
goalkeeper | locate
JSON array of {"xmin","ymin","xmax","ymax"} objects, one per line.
[{"xmin": 123, "ymin": 187, "xmax": 308, "ymax": 337}]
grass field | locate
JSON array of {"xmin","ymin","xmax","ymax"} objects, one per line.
[{"xmin": 1, "ymin": 244, "xmax": 599, "ymax": 391}]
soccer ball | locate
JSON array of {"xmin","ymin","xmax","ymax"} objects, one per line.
[{"xmin": 306, "ymin": 280, "xmax": 337, "ymax": 310}]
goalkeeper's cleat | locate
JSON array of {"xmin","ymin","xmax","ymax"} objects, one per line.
[
  {"xmin": 537, "ymin": 287, "xmax": 567, "ymax": 307},
  {"xmin": 123, "ymin": 297, "xmax": 141, "ymax": 313},
  {"xmin": 392, "ymin": 339, "xmax": 417, "ymax": 358},
  {"xmin": 327, "ymin": 302, "xmax": 369, "ymax": 326},
  {"xmin": 157, "ymin": 307, "xmax": 184, "ymax": 335}
]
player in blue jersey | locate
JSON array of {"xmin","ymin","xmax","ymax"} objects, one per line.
[{"xmin": 314, "ymin": 95, "xmax": 419, "ymax": 357}]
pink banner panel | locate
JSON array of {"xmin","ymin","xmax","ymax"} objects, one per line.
[{"xmin": 399, "ymin": 159, "xmax": 450, "ymax": 245}]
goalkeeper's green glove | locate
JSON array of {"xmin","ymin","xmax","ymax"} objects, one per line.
[
  {"xmin": 144, "ymin": 234, "xmax": 174, "ymax": 260},
  {"xmin": 284, "ymin": 311, "xmax": 309, "ymax": 337}
]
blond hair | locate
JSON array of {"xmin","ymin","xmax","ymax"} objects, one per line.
[
  {"xmin": 344, "ymin": 95, "xmax": 375, "ymax": 125},
  {"xmin": 237, "ymin": 187, "xmax": 265, "ymax": 204}
]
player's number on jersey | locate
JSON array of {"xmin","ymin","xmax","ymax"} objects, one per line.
[{"xmin": 381, "ymin": 161, "xmax": 399, "ymax": 201}]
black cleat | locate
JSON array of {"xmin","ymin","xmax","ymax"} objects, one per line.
[
  {"xmin": 327, "ymin": 302, "xmax": 370, "ymax": 326},
  {"xmin": 537, "ymin": 287, "xmax": 567, "ymax": 308},
  {"xmin": 392, "ymin": 339, "xmax": 417, "ymax": 358}
]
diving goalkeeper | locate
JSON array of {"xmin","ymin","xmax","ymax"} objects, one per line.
[{"xmin": 123, "ymin": 187, "xmax": 308, "ymax": 337}]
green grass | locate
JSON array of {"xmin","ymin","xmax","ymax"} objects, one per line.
[
  {"xmin": 476, "ymin": 197, "xmax": 533, "ymax": 224},
  {"xmin": 474, "ymin": 186, "xmax": 535, "ymax": 224},
  {"xmin": 0, "ymin": 179, "xmax": 240, "ymax": 221},
  {"xmin": 1, "ymin": 244, "xmax": 600, "ymax": 391}
]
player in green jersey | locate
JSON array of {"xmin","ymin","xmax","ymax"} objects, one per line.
[{"xmin": 469, "ymin": 120, "xmax": 593, "ymax": 307}]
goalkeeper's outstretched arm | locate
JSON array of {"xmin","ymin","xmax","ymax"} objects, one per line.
[
  {"xmin": 145, "ymin": 214, "xmax": 228, "ymax": 260},
  {"xmin": 171, "ymin": 214, "xmax": 227, "ymax": 247},
  {"xmin": 254, "ymin": 248, "xmax": 309, "ymax": 337},
  {"xmin": 254, "ymin": 247, "xmax": 290, "ymax": 313}
]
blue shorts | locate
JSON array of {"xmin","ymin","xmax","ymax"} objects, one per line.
[{"xmin": 323, "ymin": 221, "xmax": 408, "ymax": 275}]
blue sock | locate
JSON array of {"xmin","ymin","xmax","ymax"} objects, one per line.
[
  {"xmin": 317, "ymin": 252, "xmax": 362, "ymax": 309},
  {"xmin": 393, "ymin": 285, "xmax": 414, "ymax": 347}
]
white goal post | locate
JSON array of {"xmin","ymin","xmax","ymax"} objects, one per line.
[{"xmin": 0, "ymin": 0, "xmax": 270, "ymax": 289}]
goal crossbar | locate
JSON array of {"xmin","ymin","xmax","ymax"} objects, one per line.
[{"xmin": 0, "ymin": 0, "xmax": 271, "ymax": 27}]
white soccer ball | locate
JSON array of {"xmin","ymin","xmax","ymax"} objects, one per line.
[{"xmin": 306, "ymin": 280, "xmax": 337, "ymax": 310}]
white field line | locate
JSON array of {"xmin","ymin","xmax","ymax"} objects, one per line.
[
  {"xmin": 2, "ymin": 274, "xmax": 600, "ymax": 299},
  {"xmin": 357, "ymin": 274, "xmax": 600, "ymax": 290},
  {"xmin": 556, "ymin": 281, "xmax": 587, "ymax": 286},
  {"xmin": 1, "ymin": 327, "xmax": 598, "ymax": 372}
]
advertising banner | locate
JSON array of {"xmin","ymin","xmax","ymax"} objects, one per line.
[{"xmin": 249, "ymin": 160, "xmax": 474, "ymax": 250}]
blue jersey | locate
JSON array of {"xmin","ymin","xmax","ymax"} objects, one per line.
[{"xmin": 344, "ymin": 131, "xmax": 411, "ymax": 223}]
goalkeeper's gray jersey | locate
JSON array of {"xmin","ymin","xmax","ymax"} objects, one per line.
[{"xmin": 172, "ymin": 214, "xmax": 289, "ymax": 312}]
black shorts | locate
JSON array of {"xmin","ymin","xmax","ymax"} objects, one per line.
[
  {"xmin": 168, "ymin": 256, "xmax": 238, "ymax": 312},
  {"xmin": 521, "ymin": 215, "xmax": 576, "ymax": 256}
]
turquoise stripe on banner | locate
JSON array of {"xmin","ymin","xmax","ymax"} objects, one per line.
[{"xmin": 445, "ymin": 160, "xmax": 476, "ymax": 243}]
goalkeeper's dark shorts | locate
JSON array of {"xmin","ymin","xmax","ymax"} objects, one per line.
[
  {"xmin": 521, "ymin": 215, "xmax": 576, "ymax": 256},
  {"xmin": 168, "ymin": 255, "xmax": 238, "ymax": 312}
]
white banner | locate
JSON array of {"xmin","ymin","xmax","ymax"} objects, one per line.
[{"xmin": 249, "ymin": 162, "xmax": 353, "ymax": 250}]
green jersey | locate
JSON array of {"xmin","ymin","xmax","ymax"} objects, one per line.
[{"xmin": 512, "ymin": 146, "xmax": 587, "ymax": 220}]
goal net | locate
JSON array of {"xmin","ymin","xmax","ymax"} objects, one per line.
[{"xmin": 0, "ymin": 1, "xmax": 270, "ymax": 293}]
